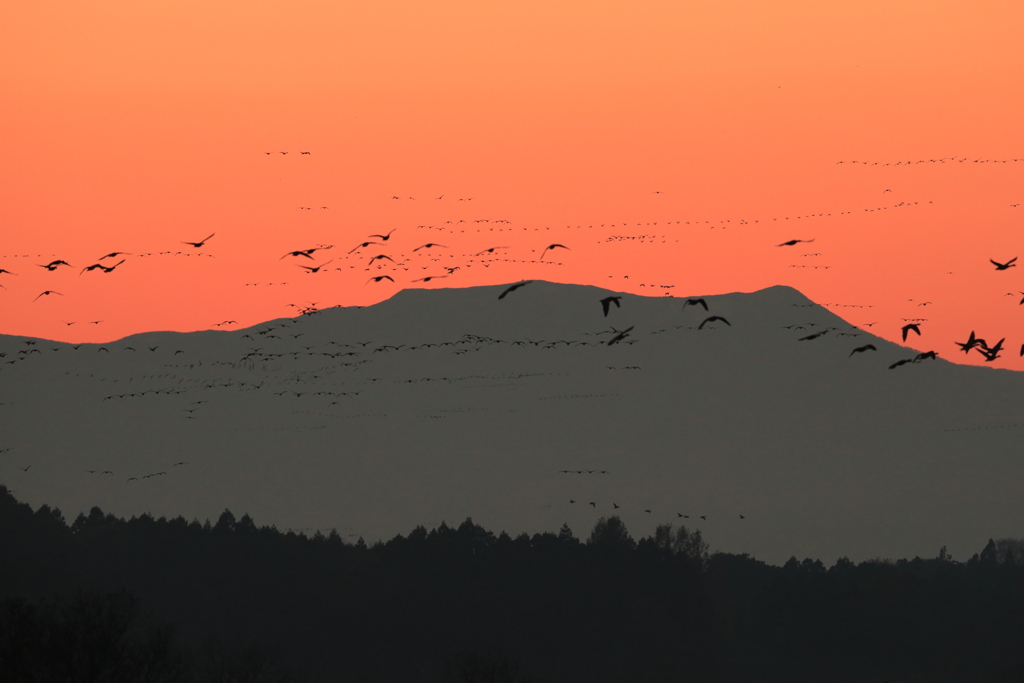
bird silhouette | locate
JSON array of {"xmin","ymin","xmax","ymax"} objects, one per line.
[
  {"xmin": 498, "ymin": 281, "xmax": 532, "ymax": 299},
  {"xmin": 281, "ymin": 249, "xmax": 319, "ymax": 260},
  {"xmin": 955, "ymin": 331, "xmax": 985, "ymax": 353},
  {"xmin": 412, "ymin": 243, "xmax": 446, "ymax": 251},
  {"xmin": 366, "ymin": 275, "xmax": 395, "ymax": 284},
  {"xmin": 33, "ymin": 291, "xmax": 63, "ymax": 301},
  {"xmin": 849, "ymin": 344, "xmax": 877, "ymax": 356},
  {"xmin": 901, "ymin": 323, "xmax": 921, "ymax": 341},
  {"xmin": 368, "ymin": 229, "xmax": 396, "ymax": 241},
  {"xmin": 777, "ymin": 239, "xmax": 814, "ymax": 247},
  {"xmin": 540, "ymin": 244, "xmax": 569, "ymax": 260},
  {"xmin": 182, "ymin": 234, "xmax": 215, "ymax": 248},
  {"xmin": 98, "ymin": 252, "xmax": 131, "ymax": 260},
  {"xmin": 698, "ymin": 316, "xmax": 730, "ymax": 329},
  {"xmin": 39, "ymin": 260, "xmax": 73, "ymax": 271},
  {"xmin": 600, "ymin": 296, "xmax": 621, "ymax": 316},
  {"xmin": 607, "ymin": 326, "xmax": 634, "ymax": 345},
  {"xmin": 297, "ymin": 259, "xmax": 333, "ymax": 273},
  {"xmin": 990, "ymin": 257, "xmax": 1017, "ymax": 270},
  {"xmin": 412, "ymin": 275, "xmax": 447, "ymax": 283},
  {"xmin": 683, "ymin": 298, "xmax": 708, "ymax": 311},
  {"xmin": 348, "ymin": 241, "xmax": 382, "ymax": 254},
  {"xmin": 475, "ymin": 246, "xmax": 509, "ymax": 255},
  {"xmin": 80, "ymin": 260, "xmax": 125, "ymax": 275}
]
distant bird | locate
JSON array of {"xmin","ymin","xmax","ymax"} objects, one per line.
[
  {"xmin": 366, "ymin": 275, "xmax": 394, "ymax": 284},
  {"xmin": 777, "ymin": 239, "xmax": 814, "ymax": 247},
  {"xmin": 798, "ymin": 330, "xmax": 828, "ymax": 341},
  {"xmin": 182, "ymin": 233, "xmax": 215, "ymax": 248},
  {"xmin": 0, "ymin": 269, "xmax": 19, "ymax": 275},
  {"xmin": 412, "ymin": 243, "xmax": 446, "ymax": 251},
  {"xmin": 412, "ymin": 275, "xmax": 447, "ymax": 283},
  {"xmin": 698, "ymin": 316, "xmax": 730, "ymax": 329},
  {"xmin": 97, "ymin": 252, "xmax": 131, "ymax": 260},
  {"xmin": 80, "ymin": 260, "xmax": 125, "ymax": 275},
  {"xmin": 540, "ymin": 244, "xmax": 569, "ymax": 260},
  {"xmin": 613, "ymin": 503, "xmax": 620, "ymax": 509},
  {"xmin": 281, "ymin": 249, "xmax": 318, "ymax": 260},
  {"xmin": 901, "ymin": 323, "xmax": 921, "ymax": 342},
  {"xmin": 600, "ymin": 296, "xmax": 621, "ymax": 317},
  {"xmin": 348, "ymin": 241, "xmax": 382, "ymax": 254},
  {"xmin": 739, "ymin": 515, "xmax": 745, "ymax": 519},
  {"xmin": 498, "ymin": 281, "xmax": 532, "ymax": 299},
  {"xmin": 39, "ymin": 260, "xmax": 72, "ymax": 271},
  {"xmin": 296, "ymin": 259, "xmax": 333, "ymax": 273},
  {"xmin": 368, "ymin": 255, "xmax": 394, "ymax": 265},
  {"xmin": 914, "ymin": 351, "xmax": 938, "ymax": 361},
  {"xmin": 699, "ymin": 515, "xmax": 707, "ymax": 521},
  {"xmin": 990, "ymin": 257, "xmax": 1017, "ymax": 270},
  {"xmin": 33, "ymin": 291, "xmax": 63, "ymax": 301},
  {"xmin": 607, "ymin": 326, "xmax": 634, "ymax": 345},
  {"xmin": 676, "ymin": 513, "xmax": 688, "ymax": 518},
  {"xmin": 19, "ymin": 466, "xmax": 31, "ymax": 472},
  {"xmin": 589, "ymin": 502, "xmax": 596, "ymax": 508},
  {"xmin": 889, "ymin": 358, "xmax": 913, "ymax": 369},
  {"xmin": 849, "ymin": 344, "xmax": 877, "ymax": 357},
  {"xmin": 683, "ymin": 298, "xmax": 708, "ymax": 311},
  {"xmin": 475, "ymin": 246, "xmax": 509, "ymax": 255},
  {"xmin": 368, "ymin": 229, "xmax": 396, "ymax": 241}
]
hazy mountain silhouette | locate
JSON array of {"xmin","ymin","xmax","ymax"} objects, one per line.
[{"xmin": 1, "ymin": 281, "xmax": 1021, "ymax": 564}]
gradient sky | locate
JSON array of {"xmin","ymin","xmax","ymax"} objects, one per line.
[{"xmin": 2, "ymin": 0, "xmax": 1022, "ymax": 367}]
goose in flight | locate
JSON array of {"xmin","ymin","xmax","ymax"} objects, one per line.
[
  {"xmin": 80, "ymin": 260, "xmax": 125, "ymax": 275},
  {"xmin": 607, "ymin": 326, "xmax": 634, "ymax": 345},
  {"xmin": 368, "ymin": 229, "xmax": 396, "ymax": 241},
  {"xmin": 412, "ymin": 243, "xmax": 446, "ymax": 251},
  {"xmin": 296, "ymin": 259, "xmax": 333, "ymax": 273},
  {"xmin": 39, "ymin": 260, "xmax": 73, "ymax": 271},
  {"xmin": 955, "ymin": 330, "xmax": 984, "ymax": 353},
  {"xmin": 540, "ymin": 244, "xmax": 569, "ymax": 260},
  {"xmin": 683, "ymin": 298, "xmax": 708, "ymax": 311},
  {"xmin": 98, "ymin": 252, "xmax": 131, "ymax": 260},
  {"xmin": 281, "ymin": 249, "xmax": 319, "ymax": 260},
  {"xmin": 33, "ymin": 291, "xmax": 63, "ymax": 301},
  {"xmin": 367, "ymin": 275, "xmax": 394, "ymax": 284},
  {"xmin": 412, "ymin": 275, "xmax": 447, "ymax": 283},
  {"xmin": 698, "ymin": 316, "xmax": 730, "ymax": 329},
  {"xmin": 475, "ymin": 246, "xmax": 509, "ymax": 255},
  {"xmin": 600, "ymin": 296, "xmax": 622, "ymax": 316},
  {"xmin": 849, "ymin": 344, "xmax": 877, "ymax": 356},
  {"xmin": 990, "ymin": 257, "xmax": 1017, "ymax": 270},
  {"xmin": 368, "ymin": 255, "xmax": 395, "ymax": 265},
  {"xmin": 777, "ymin": 239, "xmax": 814, "ymax": 247},
  {"xmin": 498, "ymin": 281, "xmax": 532, "ymax": 299},
  {"xmin": 182, "ymin": 233, "xmax": 215, "ymax": 248},
  {"xmin": 901, "ymin": 323, "xmax": 921, "ymax": 341},
  {"xmin": 348, "ymin": 241, "xmax": 382, "ymax": 254}
]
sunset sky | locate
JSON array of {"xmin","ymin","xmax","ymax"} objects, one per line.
[{"xmin": 2, "ymin": 0, "xmax": 1022, "ymax": 367}]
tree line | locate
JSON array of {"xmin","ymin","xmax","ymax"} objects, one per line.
[{"xmin": 1, "ymin": 484, "xmax": 1021, "ymax": 682}]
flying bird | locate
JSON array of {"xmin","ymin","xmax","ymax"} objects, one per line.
[
  {"xmin": 182, "ymin": 234, "xmax": 215, "ymax": 248},
  {"xmin": 683, "ymin": 298, "xmax": 708, "ymax": 311},
  {"xmin": 368, "ymin": 229, "xmax": 396, "ymax": 241},
  {"xmin": 412, "ymin": 275, "xmax": 447, "ymax": 283},
  {"xmin": 39, "ymin": 260, "xmax": 73, "ymax": 271},
  {"xmin": 98, "ymin": 252, "xmax": 131, "ymax": 260},
  {"xmin": 600, "ymin": 296, "xmax": 622, "ymax": 317},
  {"xmin": 80, "ymin": 260, "xmax": 125, "ymax": 275},
  {"xmin": 348, "ymin": 242, "xmax": 382, "ymax": 254},
  {"xmin": 498, "ymin": 281, "xmax": 532, "ymax": 299},
  {"xmin": 368, "ymin": 255, "xmax": 395, "ymax": 265},
  {"xmin": 281, "ymin": 249, "xmax": 319, "ymax": 260},
  {"xmin": 33, "ymin": 291, "xmax": 63, "ymax": 301},
  {"xmin": 698, "ymin": 316, "xmax": 730, "ymax": 329},
  {"xmin": 366, "ymin": 275, "xmax": 394, "ymax": 284},
  {"xmin": 412, "ymin": 243, "xmax": 446, "ymax": 251},
  {"xmin": 901, "ymin": 323, "xmax": 921, "ymax": 341},
  {"xmin": 849, "ymin": 344, "xmax": 877, "ymax": 356},
  {"xmin": 539, "ymin": 244, "xmax": 569, "ymax": 260},
  {"xmin": 296, "ymin": 259, "xmax": 333, "ymax": 273},
  {"xmin": 607, "ymin": 326, "xmax": 634, "ymax": 345},
  {"xmin": 475, "ymin": 246, "xmax": 509, "ymax": 255},
  {"xmin": 990, "ymin": 257, "xmax": 1017, "ymax": 270},
  {"xmin": 777, "ymin": 239, "xmax": 814, "ymax": 247},
  {"xmin": 955, "ymin": 331, "xmax": 984, "ymax": 354},
  {"xmin": 0, "ymin": 269, "xmax": 17, "ymax": 275}
]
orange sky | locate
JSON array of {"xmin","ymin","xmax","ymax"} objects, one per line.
[{"xmin": 1, "ymin": 0, "xmax": 1022, "ymax": 367}]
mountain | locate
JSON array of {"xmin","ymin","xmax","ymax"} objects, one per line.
[{"xmin": 1, "ymin": 281, "xmax": 1020, "ymax": 564}]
